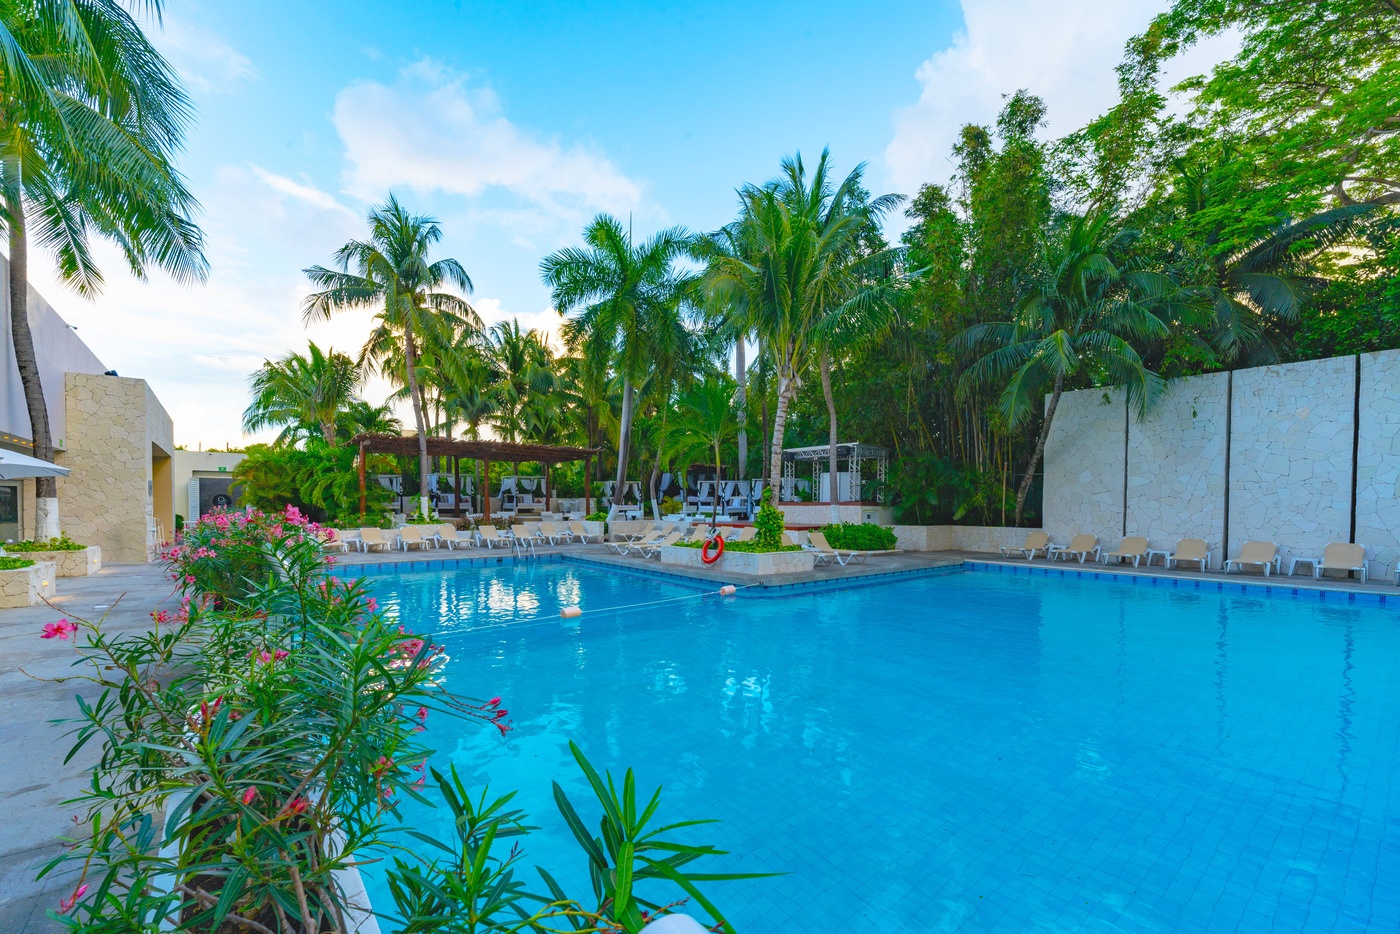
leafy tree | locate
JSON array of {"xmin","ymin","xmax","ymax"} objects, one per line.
[
  {"xmin": 957, "ymin": 213, "xmax": 1181, "ymax": 524},
  {"xmin": 541, "ymin": 214, "xmax": 694, "ymax": 512},
  {"xmin": 2, "ymin": 0, "xmax": 206, "ymax": 537},
  {"xmin": 662, "ymin": 375, "xmax": 739, "ymax": 523},
  {"xmin": 243, "ymin": 343, "xmax": 360, "ymax": 445},
  {"xmin": 304, "ymin": 195, "xmax": 477, "ymax": 518}
]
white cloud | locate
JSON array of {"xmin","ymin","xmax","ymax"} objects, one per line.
[
  {"xmin": 332, "ymin": 59, "xmax": 645, "ymax": 223},
  {"xmin": 153, "ymin": 15, "xmax": 257, "ymax": 95},
  {"xmin": 885, "ymin": 0, "xmax": 1237, "ymax": 193}
]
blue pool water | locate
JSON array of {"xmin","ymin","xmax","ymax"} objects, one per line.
[{"xmin": 361, "ymin": 560, "xmax": 1400, "ymax": 932}]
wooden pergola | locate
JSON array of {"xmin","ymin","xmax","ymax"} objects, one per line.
[{"xmin": 352, "ymin": 434, "xmax": 601, "ymax": 521}]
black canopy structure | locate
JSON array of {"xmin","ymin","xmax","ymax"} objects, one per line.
[{"xmin": 352, "ymin": 434, "xmax": 601, "ymax": 521}]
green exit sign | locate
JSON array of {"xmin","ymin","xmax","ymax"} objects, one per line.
[{"xmin": 218, "ymin": 466, "xmax": 227, "ymax": 472}]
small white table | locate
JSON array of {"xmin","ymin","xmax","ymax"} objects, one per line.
[
  {"xmin": 1288, "ymin": 556, "xmax": 1318, "ymax": 577},
  {"xmin": 1145, "ymin": 548, "xmax": 1171, "ymax": 567}
]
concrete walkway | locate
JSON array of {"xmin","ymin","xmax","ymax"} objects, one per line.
[{"xmin": 0, "ymin": 563, "xmax": 178, "ymax": 933}]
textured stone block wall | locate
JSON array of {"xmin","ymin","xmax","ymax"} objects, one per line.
[
  {"xmin": 64, "ymin": 374, "xmax": 155, "ymax": 563},
  {"xmin": 1125, "ymin": 373, "xmax": 1228, "ymax": 558},
  {"xmin": 1354, "ymin": 349, "xmax": 1400, "ymax": 575},
  {"xmin": 1042, "ymin": 387, "xmax": 1126, "ymax": 548},
  {"xmin": 1228, "ymin": 356, "xmax": 1355, "ymax": 561}
]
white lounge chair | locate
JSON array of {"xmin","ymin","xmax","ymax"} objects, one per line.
[
  {"xmin": 398, "ymin": 526, "xmax": 433, "ymax": 551},
  {"xmin": 608, "ymin": 529, "xmax": 664, "ymax": 555},
  {"xmin": 1166, "ymin": 538, "xmax": 1212, "ymax": 570},
  {"xmin": 436, "ymin": 524, "xmax": 469, "ymax": 550},
  {"xmin": 635, "ymin": 530, "xmax": 682, "ymax": 558},
  {"xmin": 1101, "ymin": 536, "xmax": 1149, "ymax": 567},
  {"xmin": 319, "ymin": 529, "xmax": 349, "ymax": 554},
  {"xmin": 1049, "ymin": 534, "xmax": 1100, "ymax": 564},
  {"xmin": 358, "ymin": 527, "xmax": 391, "ymax": 553},
  {"xmin": 807, "ymin": 530, "xmax": 867, "ymax": 567},
  {"xmin": 569, "ymin": 521, "xmax": 603, "ymax": 544},
  {"xmin": 1225, "ymin": 541, "xmax": 1280, "ymax": 576},
  {"xmin": 477, "ymin": 526, "xmax": 513, "ymax": 550},
  {"xmin": 1001, "ymin": 531, "xmax": 1051, "ymax": 560},
  {"xmin": 510, "ymin": 524, "xmax": 537, "ymax": 555},
  {"xmin": 1309, "ymin": 542, "xmax": 1369, "ymax": 582},
  {"xmin": 538, "ymin": 521, "xmax": 574, "ymax": 545}
]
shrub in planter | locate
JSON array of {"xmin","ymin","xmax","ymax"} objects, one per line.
[
  {"xmin": 0, "ymin": 556, "xmax": 36, "ymax": 570},
  {"xmin": 753, "ymin": 502, "xmax": 785, "ymax": 550},
  {"xmin": 41, "ymin": 504, "xmax": 761, "ymax": 933},
  {"xmin": 821, "ymin": 522, "xmax": 897, "ymax": 551},
  {"xmin": 4, "ymin": 533, "xmax": 88, "ymax": 552}
]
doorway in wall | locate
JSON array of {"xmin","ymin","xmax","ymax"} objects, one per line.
[{"xmin": 0, "ymin": 482, "xmax": 20, "ymax": 542}]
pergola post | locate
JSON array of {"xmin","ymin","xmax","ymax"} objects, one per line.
[
  {"xmin": 482, "ymin": 458, "xmax": 492, "ymax": 523},
  {"xmin": 453, "ymin": 455, "xmax": 461, "ymax": 517},
  {"xmin": 584, "ymin": 456, "xmax": 591, "ymax": 516},
  {"xmin": 544, "ymin": 462, "xmax": 551, "ymax": 513},
  {"xmin": 358, "ymin": 441, "xmax": 366, "ymax": 520}
]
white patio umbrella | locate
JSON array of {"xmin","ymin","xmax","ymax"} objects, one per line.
[{"xmin": 0, "ymin": 448, "xmax": 70, "ymax": 479}]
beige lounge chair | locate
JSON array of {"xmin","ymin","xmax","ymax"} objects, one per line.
[
  {"xmin": 477, "ymin": 526, "xmax": 513, "ymax": 550},
  {"xmin": 358, "ymin": 527, "xmax": 391, "ymax": 553},
  {"xmin": 569, "ymin": 521, "xmax": 603, "ymax": 544},
  {"xmin": 436, "ymin": 524, "xmax": 469, "ymax": 550},
  {"xmin": 607, "ymin": 529, "xmax": 662, "ymax": 555},
  {"xmin": 320, "ymin": 529, "xmax": 349, "ymax": 554},
  {"xmin": 398, "ymin": 526, "xmax": 433, "ymax": 551},
  {"xmin": 807, "ymin": 530, "xmax": 868, "ymax": 567},
  {"xmin": 1050, "ymin": 534, "xmax": 1099, "ymax": 564},
  {"xmin": 635, "ymin": 530, "xmax": 682, "ymax": 558},
  {"xmin": 510, "ymin": 524, "xmax": 537, "ymax": 554},
  {"xmin": 683, "ymin": 525, "xmax": 711, "ymax": 544},
  {"xmin": 1225, "ymin": 541, "xmax": 1280, "ymax": 576},
  {"xmin": 1310, "ymin": 542, "xmax": 1368, "ymax": 582},
  {"xmin": 1102, "ymin": 536, "xmax": 1149, "ymax": 567},
  {"xmin": 1166, "ymin": 538, "xmax": 1212, "ymax": 570},
  {"xmin": 1001, "ymin": 531, "xmax": 1050, "ymax": 560},
  {"xmin": 730, "ymin": 526, "xmax": 757, "ymax": 543},
  {"xmin": 538, "ymin": 521, "xmax": 574, "ymax": 545}
]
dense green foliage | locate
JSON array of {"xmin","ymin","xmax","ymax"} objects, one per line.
[
  {"xmin": 820, "ymin": 523, "xmax": 897, "ymax": 551},
  {"xmin": 233, "ymin": 442, "xmax": 393, "ymax": 527},
  {"xmin": 3, "ymin": 534, "xmax": 88, "ymax": 552},
  {"xmin": 752, "ymin": 501, "xmax": 786, "ymax": 550},
  {"xmin": 0, "ymin": 556, "xmax": 35, "ymax": 570}
]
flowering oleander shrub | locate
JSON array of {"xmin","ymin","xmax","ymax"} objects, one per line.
[{"xmin": 41, "ymin": 503, "xmax": 761, "ymax": 933}]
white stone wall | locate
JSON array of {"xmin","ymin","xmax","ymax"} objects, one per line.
[
  {"xmin": 1354, "ymin": 349, "xmax": 1400, "ymax": 577},
  {"xmin": 1126, "ymin": 372, "xmax": 1228, "ymax": 563},
  {"xmin": 1042, "ymin": 387, "xmax": 1126, "ymax": 548},
  {"xmin": 1228, "ymin": 356, "xmax": 1354, "ymax": 563}
]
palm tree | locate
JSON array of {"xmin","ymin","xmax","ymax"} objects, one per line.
[
  {"xmin": 338, "ymin": 400, "xmax": 401, "ymax": 443},
  {"xmin": 701, "ymin": 151, "xmax": 900, "ymax": 512},
  {"xmin": 2, "ymin": 0, "xmax": 207, "ymax": 537},
  {"xmin": 541, "ymin": 214, "xmax": 695, "ymax": 513},
  {"xmin": 956, "ymin": 212, "xmax": 1181, "ymax": 524},
  {"xmin": 243, "ymin": 343, "xmax": 360, "ymax": 446},
  {"xmin": 304, "ymin": 195, "xmax": 477, "ymax": 518},
  {"xmin": 662, "ymin": 376, "xmax": 739, "ymax": 524},
  {"xmin": 483, "ymin": 319, "xmax": 556, "ymax": 443}
]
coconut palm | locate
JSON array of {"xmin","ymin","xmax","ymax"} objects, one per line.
[
  {"xmin": 2, "ymin": 0, "xmax": 207, "ymax": 536},
  {"xmin": 702, "ymin": 151, "xmax": 901, "ymax": 512},
  {"xmin": 955, "ymin": 212, "xmax": 1183, "ymax": 524},
  {"xmin": 662, "ymin": 376, "xmax": 739, "ymax": 524},
  {"xmin": 482, "ymin": 319, "xmax": 556, "ymax": 443},
  {"xmin": 541, "ymin": 214, "xmax": 695, "ymax": 513},
  {"xmin": 243, "ymin": 343, "xmax": 360, "ymax": 446},
  {"xmin": 303, "ymin": 195, "xmax": 477, "ymax": 518}
]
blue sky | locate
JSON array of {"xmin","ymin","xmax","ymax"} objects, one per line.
[{"xmin": 27, "ymin": 0, "xmax": 1227, "ymax": 446}]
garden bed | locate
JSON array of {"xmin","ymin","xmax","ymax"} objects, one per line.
[
  {"xmin": 659, "ymin": 544, "xmax": 816, "ymax": 576},
  {"xmin": 0, "ymin": 559, "xmax": 56, "ymax": 608},
  {"xmin": 9, "ymin": 545, "xmax": 101, "ymax": 577}
]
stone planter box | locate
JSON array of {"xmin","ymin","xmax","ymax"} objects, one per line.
[
  {"xmin": 659, "ymin": 545, "xmax": 815, "ymax": 576},
  {"xmin": 12, "ymin": 545, "xmax": 101, "ymax": 577},
  {"xmin": 0, "ymin": 560, "xmax": 57, "ymax": 608},
  {"xmin": 581, "ymin": 520, "xmax": 606, "ymax": 539}
]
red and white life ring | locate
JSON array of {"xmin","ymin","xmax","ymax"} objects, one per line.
[{"xmin": 701, "ymin": 532, "xmax": 725, "ymax": 565}]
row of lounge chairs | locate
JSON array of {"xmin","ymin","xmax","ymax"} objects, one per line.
[
  {"xmin": 325, "ymin": 521, "xmax": 605, "ymax": 554},
  {"xmin": 1000, "ymin": 532, "xmax": 1372, "ymax": 580}
]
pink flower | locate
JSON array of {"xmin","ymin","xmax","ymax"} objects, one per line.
[
  {"xmin": 184, "ymin": 575, "xmax": 196, "ymax": 584},
  {"xmin": 372, "ymin": 756, "xmax": 393, "ymax": 774},
  {"xmin": 151, "ymin": 610, "xmax": 171, "ymax": 623},
  {"xmin": 495, "ymin": 721, "xmax": 511, "ymax": 736},
  {"xmin": 274, "ymin": 649, "xmax": 289, "ymax": 661},
  {"xmin": 365, "ymin": 597, "xmax": 378, "ymax": 612},
  {"xmin": 58, "ymin": 883, "xmax": 88, "ymax": 913},
  {"xmin": 398, "ymin": 638, "xmax": 425, "ymax": 656},
  {"xmin": 241, "ymin": 786, "xmax": 258, "ymax": 805},
  {"xmin": 281, "ymin": 797, "xmax": 309, "ymax": 817},
  {"xmin": 284, "ymin": 504, "xmax": 303, "ymax": 523},
  {"xmin": 41, "ymin": 619, "xmax": 78, "ymax": 640},
  {"xmin": 487, "ymin": 696, "xmax": 501, "ymax": 708},
  {"xmin": 415, "ymin": 706, "xmax": 428, "ymax": 722}
]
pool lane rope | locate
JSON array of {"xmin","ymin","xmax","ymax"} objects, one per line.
[{"xmin": 560, "ymin": 582, "xmax": 745, "ymax": 618}]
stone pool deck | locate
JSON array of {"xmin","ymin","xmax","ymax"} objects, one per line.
[{"xmin": 3, "ymin": 547, "xmax": 1396, "ymax": 930}]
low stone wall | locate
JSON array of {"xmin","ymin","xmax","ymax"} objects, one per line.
[
  {"xmin": 0, "ymin": 561, "xmax": 57, "ymax": 608},
  {"xmin": 779, "ymin": 503, "xmax": 895, "ymax": 526},
  {"xmin": 659, "ymin": 545, "xmax": 816, "ymax": 576},
  {"xmin": 14, "ymin": 545, "xmax": 101, "ymax": 577},
  {"xmin": 891, "ymin": 526, "xmax": 1043, "ymax": 554}
]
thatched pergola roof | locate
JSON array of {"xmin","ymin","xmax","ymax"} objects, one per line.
[{"xmin": 351, "ymin": 433, "xmax": 599, "ymax": 464}]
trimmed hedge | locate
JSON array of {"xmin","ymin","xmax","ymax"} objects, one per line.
[{"xmin": 820, "ymin": 522, "xmax": 897, "ymax": 551}]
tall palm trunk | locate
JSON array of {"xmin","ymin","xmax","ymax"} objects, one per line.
[
  {"xmin": 7, "ymin": 187, "xmax": 60, "ymax": 538},
  {"xmin": 1014, "ymin": 373, "xmax": 1064, "ymax": 526},
  {"xmin": 612, "ymin": 378, "xmax": 636, "ymax": 511},
  {"xmin": 401, "ymin": 323, "xmax": 432, "ymax": 518},
  {"xmin": 767, "ymin": 350, "xmax": 796, "ymax": 507},
  {"xmin": 712, "ymin": 444, "xmax": 722, "ymax": 524},
  {"xmin": 734, "ymin": 335, "xmax": 747, "ymax": 479},
  {"xmin": 320, "ymin": 420, "xmax": 337, "ymax": 445},
  {"xmin": 820, "ymin": 350, "xmax": 839, "ymax": 523}
]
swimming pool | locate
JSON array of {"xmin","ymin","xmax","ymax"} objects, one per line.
[{"xmin": 362, "ymin": 559, "xmax": 1400, "ymax": 932}]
